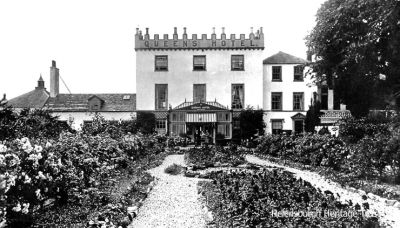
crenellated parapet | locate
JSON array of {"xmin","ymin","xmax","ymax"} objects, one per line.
[{"xmin": 135, "ymin": 27, "xmax": 264, "ymax": 50}]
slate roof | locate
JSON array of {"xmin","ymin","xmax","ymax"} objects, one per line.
[
  {"xmin": 44, "ymin": 93, "xmax": 136, "ymax": 112},
  {"xmin": 263, "ymin": 51, "xmax": 308, "ymax": 65},
  {"xmin": 8, "ymin": 88, "xmax": 50, "ymax": 109}
]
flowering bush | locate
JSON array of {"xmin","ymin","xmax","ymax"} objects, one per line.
[
  {"xmin": 184, "ymin": 144, "xmax": 246, "ymax": 169},
  {"xmin": 0, "ymin": 131, "xmax": 168, "ymax": 227},
  {"xmin": 0, "ymin": 107, "xmax": 72, "ymax": 140}
]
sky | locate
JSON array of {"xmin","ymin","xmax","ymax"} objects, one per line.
[{"xmin": 0, "ymin": 0, "xmax": 326, "ymax": 99}]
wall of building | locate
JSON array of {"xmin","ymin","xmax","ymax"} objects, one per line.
[
  {"xmin": 52, "ymin": 111, "xmax": 137, "ymax": 130},
  {"xmin": 263, "ymin": 64, "xmax": 317, "ymax": 133},
  {"xmin": 136, "ymin": 49, "xmax": 264, "ymax": 110}
]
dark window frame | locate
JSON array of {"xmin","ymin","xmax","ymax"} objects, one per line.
[
  {"xmin": 231, "ymin": 55, "xmax": 244, "ymax": 71},
  {"xmin": 272, "ymin": 66, "xmax": 282, "ymax": 81},
  {"xmin": 155, "ymin": 55, "xmax": 168, "ymax": 71},
  {"xmin": 193, "ymin": 55, "xmax": 206, "ymax": 71},
  {"xmin": 271, "ymin": 119, "xmax": 283, "ymax": 135},
  {"xmin": 155, "ymin": 84, "xmax": 168, "ymax": 110},
  {"xmin": 293, "ymin": 92, "xmax": 304, "ymax": 111},
  {"xmin": 271, "ymin": 92, "xmax": 282, "ymax": 111},
  {"xmin": 231, "ymin": 84, "xmax": 245, "ymax": 109},
  {"xmin": 193, "ymin": 84, "xmax": 206, "ymax": 103},
  {"xmin": 156, "ymin": 119, "xmax": 166, "ymax": 129},
  {"xmin": 294, "ymin": 65, "xmax": 304, "ymax": 81}
]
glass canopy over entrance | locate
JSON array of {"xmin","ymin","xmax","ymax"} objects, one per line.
[{"xmin": 169, "ymin": 101, "xmax": 232, "ymax": 144}]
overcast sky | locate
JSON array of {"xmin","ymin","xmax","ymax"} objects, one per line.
[{"xmin": 0, "ymin": 0, "xmax": 326, "ymax": 99}]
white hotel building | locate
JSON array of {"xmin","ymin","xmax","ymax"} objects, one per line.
[{"xmin": 135, "ymin": 27, "xmax": 317, "ymax": 140}]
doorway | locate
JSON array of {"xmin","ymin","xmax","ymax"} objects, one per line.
[{"xmin": 294, "ymin": 120, "xmax": 304, "ymax": 134}]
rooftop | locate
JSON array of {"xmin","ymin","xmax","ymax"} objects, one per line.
[
  {"xmin": 263, "ymin": 51, "xmax": 308, "ymax": 64},
  {"xmin": 8, "ymin": 88, "xmax": 49, "ymax": 109},
  {"xmin": 45, "ymin": 93, "xmax": 136, "ymax": 112}
]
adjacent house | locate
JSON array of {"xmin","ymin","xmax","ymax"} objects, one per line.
[
  {"xmin": 263, "ymin": 51, "xmax": 317, "ymax": 134},
  {"xmin": 7, "ymin": 61, "xmax": 136, "ymax": 129}
]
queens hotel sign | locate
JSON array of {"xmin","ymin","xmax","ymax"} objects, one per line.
[{"xmin": 135, "ymin": 27, "xmax": 264, "ymax": 50}]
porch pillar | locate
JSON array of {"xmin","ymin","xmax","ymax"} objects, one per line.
[{"xmin": 213, "ymin": 125, "xmax": 216, "ymax": 144}]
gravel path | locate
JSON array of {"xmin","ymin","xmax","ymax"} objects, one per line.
[
  {"xmin": 246, "ymin": 154, "xmax": 400, "ymax": 228},
  {"xmin": 129, "ymin": 154, "xmax": 207, "ymax": 228}
]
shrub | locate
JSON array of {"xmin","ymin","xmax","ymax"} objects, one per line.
[
  {"xmin": 239, "ymin": 108, "xmax": 265, "ymax": 141},
  {"xmin": 0, "ymin": 107, "xmax": 72, "ymax": 140},
  {"xmin": 136, "ymin": 112, "xmax": 156, "ymax": 134},
  {"xmin": 339, "ymin": 117, "xmax": 391, "ymax": 143},
  {"xmin": 164, "ymin": 164, "xmax": 183, "ymax": 175}
]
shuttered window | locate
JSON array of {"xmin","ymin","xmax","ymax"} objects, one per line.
[
  {"xmin": 155, "ymin": 55, "xmax": 168, "ymax": 71},
  {"xmin": 231, "ymin": 55, "xmax": 244, "ymax": 71},
  {"xmin": 193, "ymin": 84, "xmax": 206, "ymax": 103},
  {"xmin": 193, "ymin": 55, "xmax": 206, "ymax": 71}
]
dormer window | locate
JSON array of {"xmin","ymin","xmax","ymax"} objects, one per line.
[{"xmin": 88, "ymin": 95, "xmax": 104, "ymax": 112}]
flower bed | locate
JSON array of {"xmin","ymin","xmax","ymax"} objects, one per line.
[
  {"xmin": 184, "ymin": 145, "xmax": 246, "ymax": 170},
  {"xmin": 253, "ymin": 133, "xmax": 400, "ymax": 201},
  {"xmin": 0, "ymin": 133, "xmax": 169, "ymax": 227},
  {"xmin": 198, "ymin": 169, "xmax": 380, "ymax": 227}
]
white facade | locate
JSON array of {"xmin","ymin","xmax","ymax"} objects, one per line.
[
  {"xmin": 263, "ymin": 63, "xmax": 317, "ymax": 134},
  {"xmin": 136, "ymin": 49, "xmax": 264, "ymax": 110}
]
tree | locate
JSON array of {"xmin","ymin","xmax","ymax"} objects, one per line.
[
  {"xmin": 306, "ymin": 0, "xmax": 400, "ymax": 117},
  {"xmin": 305, "ymin": 99, "xmax": 322, "ymax": 132},
  {"xmin": 239, "ymin": 108, "xmax": 265, "ymax": 141},
  {"xmin": 136, "ymin": 112, "xmax": 156, "ymax": 134}
]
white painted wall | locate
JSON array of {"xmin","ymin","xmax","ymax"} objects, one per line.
[
  {"xmin": 263, "ymin": 64, "xmax": 317, "ymax": 133},
  {"xmin": 52, "ymin": 111, "xmax": 136, "ymax": 130},
  {"xmin": 136, "ymin": 49, "xmax": 264, "ymax": 110}
]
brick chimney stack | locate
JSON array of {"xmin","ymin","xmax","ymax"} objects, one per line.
[{"xmin": 50, "ymin": 60, "xmax": 59, "ymax": 98}]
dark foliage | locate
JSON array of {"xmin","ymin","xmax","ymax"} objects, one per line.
[
  {"xmin": 306, "ymin": 0, "xmax": 400, "ymax": 116},
  {"xmin": 200, "ymin": 169, "xmax": 378, "ymax": 227},
  {"xmin": 305, "ymin": 99, "xmax": 322, "ymax": 132},
  {"xmin": 0, "ymin": 107, "xmax": 72, "ymax": 140},
  {"xmin": 136, "ymin": 112, "xmax": 156, "ymax": 134},
  {"xmin": 239, "ymin": 108, "xmax": 265, "ymax": 141}
]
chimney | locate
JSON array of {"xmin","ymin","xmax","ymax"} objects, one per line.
[
  {"xmin": 50, "ymin": 60, "xmax": 59, "ymax": 97},
  {"xmin": 36, "ymin": 74, "xmax": 45, "ymax": 89}
]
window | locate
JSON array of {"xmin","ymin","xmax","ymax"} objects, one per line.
[
  {"xmin": 293, "ymin": 92, "xmax": 304, "ymax": 111},
  {"xmin": 271, "ymin": 119, "xmax": 283, "ymax": 134},
  {"xmin": 123, "ymin": 95, "xmax": 131, "ymax": 100},
  {"xmin": 294, "ymin": 65, "xmax": 304, "ymax": 81},
  {"xmin": 231, "ymin": 55, "xmax": 244, "ymax": 71},
  {"xmin": 217, "ymin": 112, "xmax": 231, "ymax": 122},
  {"xmin": 233, "ymin": 119, "xmax": 240, "ymax": 129},
  {"xmin": 193, "ymin": 84, "xmax": 206, "ymax": 103},
  {"xmin": 193, "ymin": 55, "xmax": 206, "ymax": 71},
  {"xmin": 171, "ymin": 123, "xmax": 185, "ymax": 136},
  {"xmin": 171, "ymin": 112, "xmax": 185, "ymax": 122},
  {"xmin": 272, "ymin": 66, "xmax": 282, "ymax": 81},
  {"xmin": 231, "ymin": 84, "xmax": 244, "ymax": 109},
  {"xmin": 155, "ymin": 55, "xmax": 168, "ymax": 71},
  {"xmin": 156, "ymin": 120, "xmax": 166, "ymax": 129},
  {"xmin": 155, "ymin": 84, "xmax": 168, "ymax": 110},
  {"xmin": 271, "ymin": 92, "xmax": 282, "ymax": 110},
  {"xmin": 217, "ymin": 124, "xmax": 231, "ymax": 137}
]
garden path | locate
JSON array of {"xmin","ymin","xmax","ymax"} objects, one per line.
[
  {"xmin": 246, "ymin": 154, "xmax": 400, "ymax": 228},
  {"xmin": 129, "ymin": 154, "xmax": 207, "ymax": 228}
]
